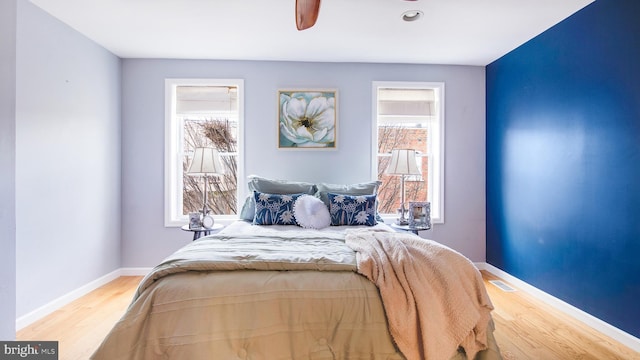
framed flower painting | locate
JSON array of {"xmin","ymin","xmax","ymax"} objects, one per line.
[{"xmin": 278, "ymin": 89, "xmax": 337, "ymax": 149}]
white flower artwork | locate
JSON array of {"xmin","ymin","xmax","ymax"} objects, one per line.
[{"xmin": 278, "ymin": 89, "xmax": 337, "ymax": 149}]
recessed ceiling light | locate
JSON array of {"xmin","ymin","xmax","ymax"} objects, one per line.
[{"xmin": 402, "ymin": 10, "xmax": 423, "ymax": 22}]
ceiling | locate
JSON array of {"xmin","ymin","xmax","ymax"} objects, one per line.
[{"xmin": 29, "ymin": 0, "xmax": 594, "ymax": 66}]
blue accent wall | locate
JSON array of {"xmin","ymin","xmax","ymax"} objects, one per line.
[{"xmin": 486, "ymin": 0, "xmax": 640, "ymax": 337}]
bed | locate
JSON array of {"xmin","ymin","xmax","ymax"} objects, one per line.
[{"xmin": 91, "ymin": 177, "xmax": 503, "ymax": 360}]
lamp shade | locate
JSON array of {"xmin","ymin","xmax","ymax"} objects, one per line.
[
  {"xmin": 386, "ymin": 149, "xmax": 421, "ymax": 175},
  {"xmin": 187, "ymin": 147, "xmax": 226, "ymax": 176}
]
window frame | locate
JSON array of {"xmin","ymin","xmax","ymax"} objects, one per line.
[
  {"xmin": 371, "ymin": 81, "xmax": 445, "ymax": 224},
  {"xmin": 164, "ymin": 78, "xmax": 245, "ymax": 227}
]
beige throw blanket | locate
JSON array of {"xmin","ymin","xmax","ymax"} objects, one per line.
[{"xmin": 345, "ymin": 230, "xmax": 494, "ymax": 360}]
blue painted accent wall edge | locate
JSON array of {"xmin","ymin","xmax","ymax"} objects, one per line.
[{"xmin": 486, "ymin": 0, "xmax": 640, "ymax": 338}]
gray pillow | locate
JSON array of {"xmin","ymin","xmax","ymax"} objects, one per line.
[
  {"xmin": 315, "ymin": 180, "xmax": 382, "ymax": 208},
  {"xmin": 248, "ymin": 175, "xmax": 317, "ymax": 194},
  {"xmin": 239, "ymin": 175, "xmax": 318, "ymax": 221}
]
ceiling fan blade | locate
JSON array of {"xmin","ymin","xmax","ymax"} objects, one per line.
[{"xmin": 296, "ymin": 0, "xmax": 321, "ymax": 30}]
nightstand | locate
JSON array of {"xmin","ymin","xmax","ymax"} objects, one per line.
[
  {"xmin": 390, "ymin": 222, "xmax": 431, "ymax": 235},
  {"xmin": 181, "ymin": 223, "xmax": 224, "ymax": 241}
]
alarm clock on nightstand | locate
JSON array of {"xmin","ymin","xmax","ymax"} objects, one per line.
[{"xmin": 202, "ymin": 214, "xmax": 215, "ymax": 229}]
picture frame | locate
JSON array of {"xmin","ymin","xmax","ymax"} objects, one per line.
[
  {"xmin": 188, "ymin": 212, "xmax": 202, "ymax": 229},
  {"xmin": 278, "ymin": 89, "xmax": 337, "ymax": 149},
  {"xmin": 408, "ymin": 202, "xmax": 431, "ymax": 229}
]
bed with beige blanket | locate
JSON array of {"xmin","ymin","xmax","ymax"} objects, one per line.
[{"xmin": 91, "ymin": 221, "xmax": 502, "ymax": 360}]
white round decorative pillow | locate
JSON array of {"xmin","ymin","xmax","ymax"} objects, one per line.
[{"xmin": 293, "ymin": 194, "xmax": 331, "ymax": 229}]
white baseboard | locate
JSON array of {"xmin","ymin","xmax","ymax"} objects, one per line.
[
  {"xmin": 16, "ymin": 269, "xmax": 120, "ymax": 330},
  {"xmin": 15, "ymin": 267, "xmax": 152, "ymax": 331},
  {"xmin": 119, "ymin": 267, "xmax": 153, "ymax": 276},
  {"xmin": 477, "ymin": 262, "xmax": 640, "ymax": 353}
]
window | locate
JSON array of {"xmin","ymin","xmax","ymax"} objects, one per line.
[
  {"xmin": 372, "ymin": 81, "xmax": 444, "ymax": 223},
  {"xmin": 165, "ymin": 79, "xmax": 244, "ymax": 226}
]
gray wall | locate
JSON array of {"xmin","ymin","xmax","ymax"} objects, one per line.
[
  {"xmin": 0, "ymin": 0, "xmax": 18, "ymax": 340},
  {"xmin": 9, "ymin": 2, "xmax": 486, "ymax": 322},
  {"xmin": 15, "ymin": 1, "xmax": 122, "ymax": 318},
  {"xmin": 121, "ymin": 60, "xmax": 486, "ymax": 266}
]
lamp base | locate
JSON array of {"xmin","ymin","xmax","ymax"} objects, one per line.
[{"xmin": 396, "ymin": 206, "xmax": 409, "ymax": 225}]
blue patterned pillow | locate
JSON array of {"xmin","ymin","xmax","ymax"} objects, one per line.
[
  {"xmin": 327, "ymin": 193, "xmax": 377, "ymax": 226},
  {"xmin": 253, "ymin": 191, "xmax": 303, "ymax": 225}
]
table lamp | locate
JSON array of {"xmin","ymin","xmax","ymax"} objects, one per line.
[
  {"xmin": 186, "ymin": 147, "xmax": 226, "ymax": 221},
  {"xmin": 386, "ymin": 149, "xmax": 421, "ymax": 225}
]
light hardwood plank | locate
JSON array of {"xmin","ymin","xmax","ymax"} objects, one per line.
[
  {"xmin": 482, "ymin": 271, "xmax": 639, "ymax": 360},
  {"xmin": 17, "ymin": 276, "xmax": 142, "ymax": 360},
  {"xmin": 17, "ymin": 273, "xmax": 640, "ymax": 360}
]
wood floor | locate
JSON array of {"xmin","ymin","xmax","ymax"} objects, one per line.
[
  {"xmin": 17, "ymin": 272, "xmax": 640, "ymax": 360},
  {"xmin": 17, "ymin": 276, "xmax": 142, "ymax": 360},
  {"xmin": 481, "ymin": 272, "xmax": 639, "ymax": 360}
]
